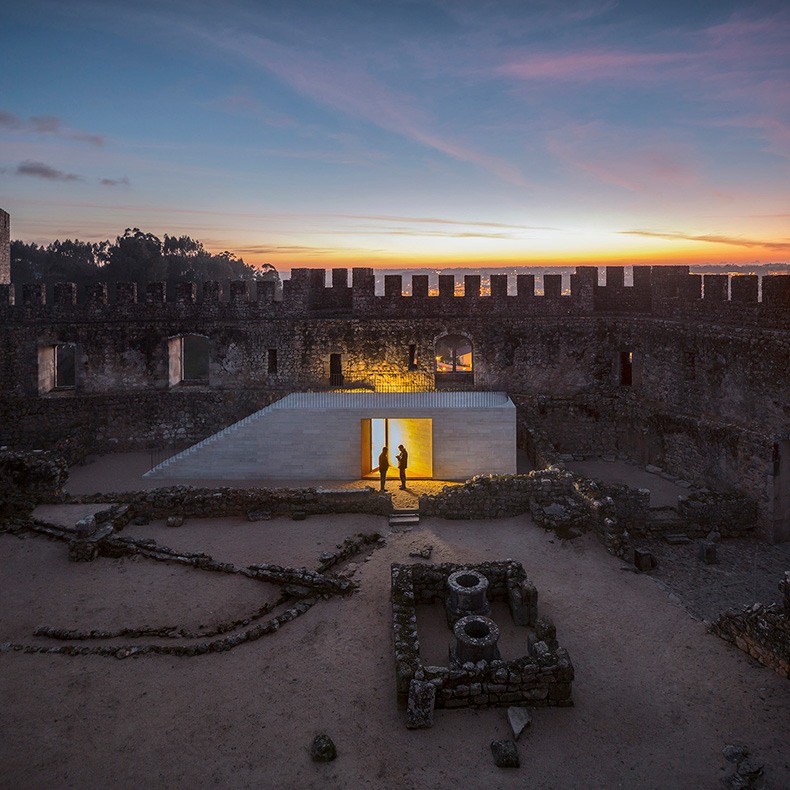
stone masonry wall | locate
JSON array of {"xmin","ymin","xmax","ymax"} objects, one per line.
[
  {"xmin": 391, "ymin": 561, "xmax": 572, "ymax": 715},
  {"xmin": 0, "ymin": 448, "xmax": 68, "ymax": 515},
  {"xmin": 711, "ymin": 573, "xmax": 790, "ymax": 678},
  {"xmin": 0, "ymin": 265, "xmax": 787, "ymax": 538},
  {"xmin": 65, "ymin": 484, "xmax": 392, "ymax": 519}
]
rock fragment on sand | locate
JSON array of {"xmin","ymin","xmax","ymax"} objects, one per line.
[
  {"xmin": 310, "ymin": 734, "xmax": 337, "ymax": 762},
  {"xmin": 491, "ymin": 739, "xmax": 519, "ymax": 768},
  {"xmin": 166, "ymin": 515, "xmax": 183, "ymax": 528},
  {"xmin": 723, "ymin": 744, "xmax": 749, "ymax": 763},
  {"xmin": 507, "ymin": 706, "xmax": 532, "ymax": 740}
]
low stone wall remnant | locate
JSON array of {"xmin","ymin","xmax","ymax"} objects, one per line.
[
  {"xmin": 64, "ymin": 484, "xmax": 392, "ymax": 519},
  {"xmin": 0, "ymin": 448, "xmax": 68, "ymax": 516},
  {"xmin": 710, "ymin": 572, "xmax": 790, "ymax": 678},
  {"xmin": 392, "ymin": 561, "xmax": 571, "ymax": 727}
]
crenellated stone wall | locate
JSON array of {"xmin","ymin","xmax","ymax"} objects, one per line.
[{"xmin": 1, "ymin": 263, "xmax": 788, "ymax": 539}]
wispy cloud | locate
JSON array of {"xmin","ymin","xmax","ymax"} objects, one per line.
[
  {"xmin": 0, "ymin": 109, "xmax": 104, "ymax": 146},
  {"xmin": 212, "ymin": 93, "xmax": 297, "ymax": 129},
  {"xmin": 328, "ymin": 227, "xmax": 521, "ymax": 240},
  {"xmin": 8, "ymin": 199, "xmax": 543, "ymax": 232},
  {"xmin": 16, "ymin": 160, "xmax": 83, "ymax": 181},
  {"xmin": 231, "ymin": 243, "xmax": 382, "ymax": 256},
  {"xmin": 333, "ymin": 214, "xmax": 556, "ymax": 230},
  {"xmin": 546, "ymin": 123, "xmax": 699, "ymax": 192},
  {"xmin": 711, "ymin": 115, "xmax": 790, "ymax": 161},
  {"xmin": 621, "ymin": 229, "xmax": 790, "ymax": 250},
  {"xmin": 99, "ymin": 176, "xmax": 130, "ymax": 187},
  {"xmin": 192, "ymin": 28, "xmax": 527, "ymax": 186},
  {"xmin": 496, "ymin": 51, "xmax": 688, "ymax": 82}
]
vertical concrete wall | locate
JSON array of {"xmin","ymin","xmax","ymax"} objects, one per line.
[{"xmin": 148, "ymin": 399, "xmax": 516, "ymax": 481}]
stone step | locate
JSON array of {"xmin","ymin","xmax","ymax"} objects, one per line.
[{"xmin": 389, "ymin": 511, "xmax": 420, "ymax": 527}]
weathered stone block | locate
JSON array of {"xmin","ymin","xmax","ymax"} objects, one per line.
[
  {"xmin": 491, "ymin": 739, "xmax": 520, "ymax": 768},
  {"xmin": 406, "ymin": 679, "xmax": 436, "ymax": 729}
]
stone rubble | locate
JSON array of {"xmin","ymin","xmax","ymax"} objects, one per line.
[
  {"xmin": 507, "ymin": 706, "xmax": 532, "ymax": 740},
  {"xmin": 309, "ymin": 734, "xmax": 337, "ymax": 762},
  {"xmin": 490, "ymin": 739, "xmax": 520, "ymax": 768}
]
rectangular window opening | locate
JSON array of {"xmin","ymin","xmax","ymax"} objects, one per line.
[
  {"xmin": 329, "ymin": 353, "xmax": 343, "ymax": 387},
  {"xmin": 619, "ymin": 350, "xmax": 633, "ymax": 386},
  {"xmin": 408, "ymin": 344, "xmax": 417, "ymax": 370},
  {"xmin": 181, "ymin": 335, "xmax": 210, "ymax": 383},
  {"xmin": 54, "ymin": 344, "xmax": 76, "ymax": 389},
  {"xmin": 267, "ymin": 348, "xmax": 278, "ymax": 374}
]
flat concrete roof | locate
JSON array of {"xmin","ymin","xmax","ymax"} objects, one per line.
[{"xmin": 272, "ymin": 391, "xmax": 514, "ymax": 410}]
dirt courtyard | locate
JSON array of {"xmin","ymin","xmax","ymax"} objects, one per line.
[{"xmin": 2, "ymin": 495, "xmax": 789, "ymax": 788}]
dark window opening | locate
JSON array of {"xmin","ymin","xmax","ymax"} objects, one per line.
[
  {"xmin": 55, "ymin": 344, "xmax": 76, "ymax": 389},
  {"xmin": 619, "ymin": 350, "xmax": 633, "ymax": 386},
  {"xmin": 182, "ymin": 335, "xmax": 210, "ymax": 382},
  {"xmin": 267, "ymin": 348, "xmax": 278, "ymax": 374},
  {"xmin": 329, "ymin": 353, "xmax": 343, "ymax": 387},
  {"xmin": 408, "ymin": 344, "xmax": 417, "ymax": 370}
]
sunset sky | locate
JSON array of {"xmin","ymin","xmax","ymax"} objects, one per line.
[{"xmin": 1, "ymin": 0, "xmax": 789, "ymax": 272}]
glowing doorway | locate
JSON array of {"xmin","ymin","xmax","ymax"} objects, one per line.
[{"xmin": 361, "ymin": 418, "xmax": 433, "ymax": 479}]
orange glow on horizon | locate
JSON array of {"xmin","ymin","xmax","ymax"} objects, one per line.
[{"xmin": 228, "ymin": 243, "xmax": 789, "ymax": 273}]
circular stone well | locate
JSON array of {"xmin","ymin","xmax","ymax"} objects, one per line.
[
  {"xmin": 453, "ymin": 614, "xmax": 501, "ymax": 664},
  {"xmin": 447, "ymin": 569, "xmax": 490, "ymax": 618}
]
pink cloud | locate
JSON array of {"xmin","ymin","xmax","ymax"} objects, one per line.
[
  {"xmin": 496, "ymin": 51, "xmax": 688, "ymax": 82},
  {"xmin": 546, "ymin": 123, "xmax": 700, "ymax": 192},
  {"xmin": 215, "ymin": 93, "xmax": 297, "ymax": 128},
  {"xmin": 621, "ymin": 229, "xmax": 790, "ymax": 251},
  {"xmin": 492, "ymin": 8, "xmax": 789, "ymax": 104},
  {"xmin": 712, "ymin": 115, "xmax": 790, "ymax": 161}
]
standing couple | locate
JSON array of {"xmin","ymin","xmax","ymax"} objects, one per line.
[{"xmin": 378, "ymin": 444, "xmax": 408, "ymax": 491}]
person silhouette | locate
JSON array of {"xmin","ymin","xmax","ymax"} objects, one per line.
[
  {"xmin": 396, "ymin": 444, "xmax": 408, "ymax": 489},
  {"xmin": 378, "ymin": 446, "xmax": 389, "ymax": 491}
]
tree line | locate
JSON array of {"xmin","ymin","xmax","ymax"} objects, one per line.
[{"xmin": 11, "ymin": 228, "xmax": 279, "ymax": 292}]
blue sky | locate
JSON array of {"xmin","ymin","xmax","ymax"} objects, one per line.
[{"xmin": 1, "ymin": 0, "xmax": 788, "ymax": 270}]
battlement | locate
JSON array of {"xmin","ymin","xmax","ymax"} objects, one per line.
[{"xmin": 0, "ymin": 266, "xmax": 788, "ymax": 326}]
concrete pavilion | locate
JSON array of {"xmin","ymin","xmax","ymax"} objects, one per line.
[{"xmin": 145, "ymin": 391, "xmax": 516, "ymax": 482}]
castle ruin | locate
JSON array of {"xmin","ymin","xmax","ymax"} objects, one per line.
[{"xmin": 0, "ymin": 210, "xmax": 788, "ymax": 541}]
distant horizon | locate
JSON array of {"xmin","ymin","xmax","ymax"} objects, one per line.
[
  {"xmin": 9, "ymin": 215, "xmax": 790, "ymax": 278},
  {"xmin": 8, "ymin": 215, "xmax": 790, "ymax": 275}
]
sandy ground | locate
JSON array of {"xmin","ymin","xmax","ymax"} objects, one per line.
[
  {"xmin": 66, "ymin": 451, "xmax": 687, "ymax": 510},
  {"xmin": 63, "ymin": 452, "xmax": 460, "ymax": 510},
  {"xmin": 565, "ymin": 458, "xmax": 690, "ymax": 509},
  {"xmin": 2, "ymin": 503, "xmax": 789, "ymax": 789}
]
